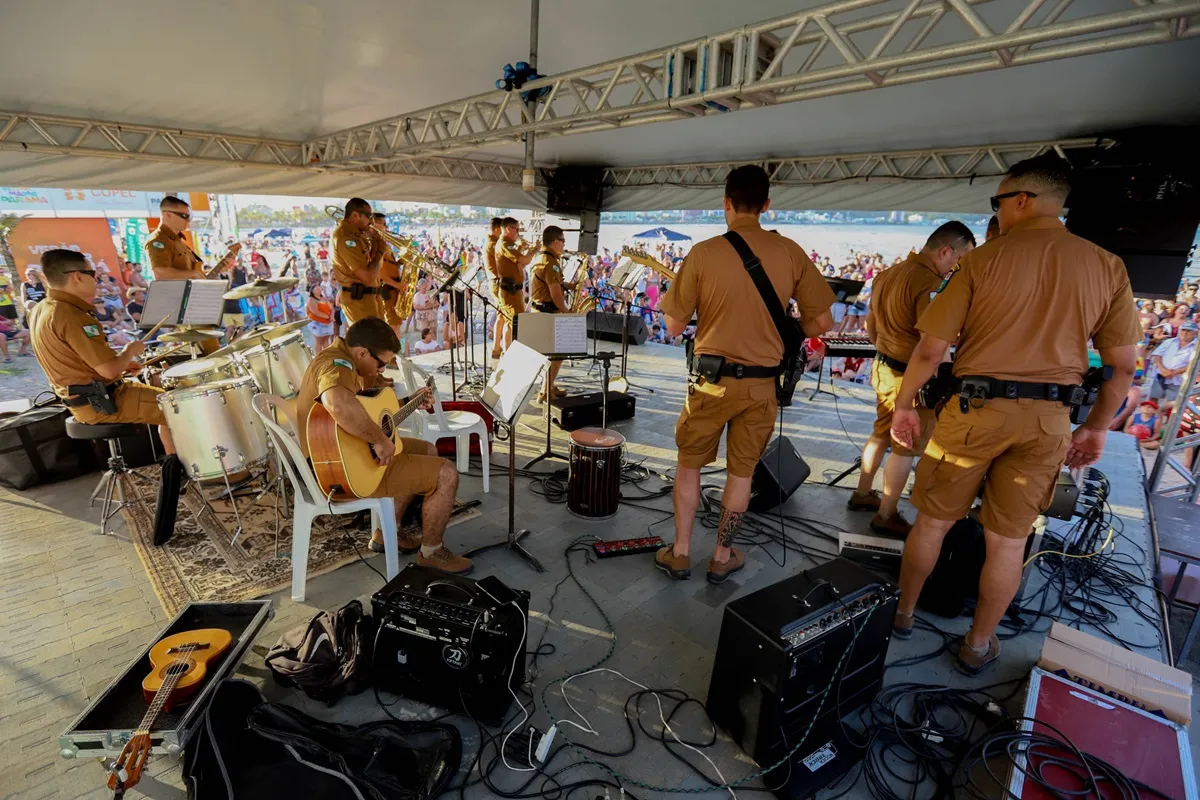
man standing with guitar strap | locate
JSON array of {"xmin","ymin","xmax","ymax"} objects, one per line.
[
  {"xmin": 295, "ymin": 318, "xmax": 472, "ymax": 574},
  {"xmin": 657, "ymin": 166, "xmax": 835, "ymax": 584}
]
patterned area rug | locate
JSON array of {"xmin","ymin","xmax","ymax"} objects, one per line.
[{"xmin": 120, "ymin": 467, "xmax": 480, "ymax": 615}]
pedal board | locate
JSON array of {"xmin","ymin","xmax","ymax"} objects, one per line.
[{"xmin": 592, "ymin": 536, "xmax": 664, "ymax": 558}]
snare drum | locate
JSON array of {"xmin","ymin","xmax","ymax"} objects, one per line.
[
  {"xmin": 158, "ymin": 377, "xmax": 269, "ymax": 483},
  {"xmin": 567, "ymin": 427, "xmax": 625, "ymax": 519},
  {"xmin": 161, "ymin": 356, "xmax": 241, "ymax": 390},
  {"xmin": 237, "ymin": 332, "xmax": 311, "ymax": 398}
]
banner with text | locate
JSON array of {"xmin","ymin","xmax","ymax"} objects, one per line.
[{"xmin": 9, "ymin": 218, "xmax": 123, "ymax": 283}]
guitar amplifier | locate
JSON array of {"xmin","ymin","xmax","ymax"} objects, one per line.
[
  {"xmin": 371, "ymin": 564, "xmax": 528, "ymax": 725},
  {"xmin": 550, "ymin": 391, "xmax": 636, "ymax": 431}
]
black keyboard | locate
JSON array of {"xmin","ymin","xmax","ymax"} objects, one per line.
[{"xmin": 820, "ymin": 335, "xmax": 877, "ymax": 359}]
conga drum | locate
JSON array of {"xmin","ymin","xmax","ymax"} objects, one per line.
[{"xmin": 567, "ymin": 427, "xmax": 625, "ymax": 519}]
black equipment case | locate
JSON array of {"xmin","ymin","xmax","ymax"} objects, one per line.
[{"xmin": 0, "ymin": 401, "xmax": 97, "ymax": 489}]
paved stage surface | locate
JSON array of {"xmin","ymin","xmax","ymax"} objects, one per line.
[{"xmin": 1, "ymin": 341, "xmax": 1195, "ymax": 799}]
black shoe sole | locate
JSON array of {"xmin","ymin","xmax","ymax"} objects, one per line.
[
  {"xmin": 655, "ymin": 560, "xmax": 690, "ymax": 580},
  {"xmin": 847, "ymin": 500, "xmax": 881, "ymax": 512},
  {"xmin": 892, "ymin": 626, "xmax": 913, "ymax": 640},
  {"xmin": 706, "ymin": 564, "xmax": 743, "ymax": 584}
]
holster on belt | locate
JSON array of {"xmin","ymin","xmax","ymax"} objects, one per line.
[
  {"xmin": 342, "ymin": 283, "xmax": 379, "ymax": 300},
  {"xmin": 497, "ymin": 277, "xmax": 521, "ymax": 293},
  {"xmin": 65, "ymin": 380, "xmax": 119, "ymax": 414}
]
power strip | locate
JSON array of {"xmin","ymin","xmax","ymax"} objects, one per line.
[
  {"xmin": 503, "ymin": 724, "xmax": 557, "ymax": 767},
  {"xmin": 592, "ymin": 536, "xmax": 665, "ymax": 558}
]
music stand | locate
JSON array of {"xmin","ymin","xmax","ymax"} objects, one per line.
[
  {"xmin": 464, "ymin": 341, "xmax": 548, "ymax": 572},
  {"xmin": 140, "ymin": 279, "xmax": 227, "ymax": 329},
  {"xmin": 608, "ymin": 261, "xmax": 655, "ymax": 394},
  {"xmin": 514, "ymin": 312, "xmax": 589, "ymax": 469}
]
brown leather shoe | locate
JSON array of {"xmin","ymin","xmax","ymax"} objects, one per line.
[
  {"xmin": 368, "ymin": 529, "xmax": 422, "ymax": 554},
  {"xmin": 417, "ymin": 546, "xmax": 474, "ymax": 575},
  {"xmin": 892, "ymin": 610, "xmax": 915, "ymax": 639},
  {"xmin": 491, "ymin": 347, "xmax": 503, "ymax": 359},
  {"xmin": 869, "ymin": 512, "xmax": 913, "ymax": 537},
  {"xmin": 956, "ymin": 633, "xmax": 1001, "ymax": 676},
  {"xmin": 847, "ymin": 490, "xmax": 881, "ymax": 512},
  {"xmin": 706, "ymin": 547, "xmax": 746, "ymax": 585},
  {"xmin": 655, "ymin": 546, "xmax": 690, "ymax": 580}
]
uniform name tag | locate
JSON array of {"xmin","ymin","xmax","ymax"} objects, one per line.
[
  {"xmin": 151, "ymin": 241, "xmax": 165, "ymax": 249},
  {"xmin": 83, "ymin": 324, "xmax": 101, "ymax": 337},
  {"xmin": 345, "ymin": 240, "xmax": 357, "ymax": 248},
  {"xmin": 332, "ymin": 358, "xmax": 353, "ymax": 370}
]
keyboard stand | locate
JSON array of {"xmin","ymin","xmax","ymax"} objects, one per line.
[{"xmin": 808, "ymin": 355, "xmax": 836, "ymax": 401}]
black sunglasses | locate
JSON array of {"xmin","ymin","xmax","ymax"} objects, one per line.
[
  {"xmin": 67, "ymin": 268, "xmax": 97, "ymax": 279},
  {"xmin": 165, "ymin": 209, "xmax": 191, "ymax": 221},
  {"xmin": 369, "ymin": 351, "xmax": 392, "ymax": 370},
  {"xmin": 989, "ymin": 190, "xmax": 1037, "ymax": 212}
]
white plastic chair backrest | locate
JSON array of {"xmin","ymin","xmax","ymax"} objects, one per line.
[
  {"xmin": 252, "ymin": 393, "xmax": 321, "ymax": 506},
  {"xmin": 401, "ymin": 358, "xmax": 450, "ymax": 430}
]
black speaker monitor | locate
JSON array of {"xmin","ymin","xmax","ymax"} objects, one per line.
[
  {"xmin": 547, "ymin": 165, "xmax": 604, "ymax": 214},
  {"xmin": 748, "ymin": 436, "xmax": 810, "ymax": 513},
  {"xmin": 585, "ymin": 310, "xmax": 648, "ymax": 345}
]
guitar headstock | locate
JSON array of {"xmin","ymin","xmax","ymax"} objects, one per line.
[{"xmin": 108, "ymin": 734, "xmax": 151, "ymax": 794}]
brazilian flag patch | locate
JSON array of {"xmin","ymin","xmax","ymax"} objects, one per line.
[{"xmin": 332, "ymin": 358, "xmax": 353, "ymax": 370}]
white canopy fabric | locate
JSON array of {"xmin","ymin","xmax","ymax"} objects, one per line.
[{"xmin": 1, "ymin": 0, "xmax": 1197, "ymax": 212}]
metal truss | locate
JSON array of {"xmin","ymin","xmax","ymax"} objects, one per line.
[
  {"xmin": 603, "ymin": 137, "xmax": 1108, "ymax": 188},
  {"xmin": 310, "ymin": 0, "xmax": 1199, "ymax": 166},
  {"xmin": 0, "ymin": 110, "xmax": 526, "ymax": 185}
]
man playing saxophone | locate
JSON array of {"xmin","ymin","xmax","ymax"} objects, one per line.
[
  {"xmin": 332, "ymin": 198, "xmax": 385, "ymax": 325},
  {"xmin": 529, "ymin": 225, "xmax": 577, "ymax": 401}
]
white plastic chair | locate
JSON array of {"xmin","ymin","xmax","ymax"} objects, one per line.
[
  {"xmin": 400, "ymin": 358, "xmax": 490, "ymax": 493},
  {"xmin": 252, "ymin": 393, "xmax": 399, "ymax": 602}
]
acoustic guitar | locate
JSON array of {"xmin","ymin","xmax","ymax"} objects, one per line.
[
  {"xmin": 620, "ymin": 246, "xmax": 677, "ymax": 281},
  {"xmin": 308, "ymin": 378, "xmax": 434, "ymax": 499},
  {"xmin": 108, "ymin": 628, "xmax": 232, "ymax": 798}
]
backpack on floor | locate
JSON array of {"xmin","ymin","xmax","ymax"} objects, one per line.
[{"xmin": 265, "ymin": 600, "xmax": 375, "ymax": 705}]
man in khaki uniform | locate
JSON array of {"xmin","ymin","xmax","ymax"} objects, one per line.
[
  {"xmin": 890, "ymin": 156, "xmax": 1139, "ymax": 675},
  {"xmin": 146, "ymin": 195, "xmax": 241, "ymax": 282},
  {"xmin": 372, "ymin": 213, "xmax": 406, "ymax": 336},
  {"xmin": 485, "ymin": 217, "xmax": 504, "ymax": 358},
  {"xmin": 529, "ymin": 225, "xmax": 577, "ymax": 401},
  {"xmin": 493, "ymin": 216, "xmax": 536, "ymax": 351},
  {"xmin": 850, "ymin": 222, "xmax": 976, "ymax": 535},
  {"xmin": 296, "ymin": 318, "xmax": 472, "ymax": 574},
  {"xmin": 657, "ymin": 166, "xmax": 835, "ymax": 584},
  {"xmin": 332, "ymin": 198, "xmax": 385, "ymax": 326},
  {"xmin": 29, "ymin": 249, "xmax": 174, "ymax": 455}
]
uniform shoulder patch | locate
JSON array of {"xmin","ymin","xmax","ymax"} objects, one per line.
[
  {"xmin": 935, "ymin": 270, "xmax": 956, "ymax": 294},
  {"xmin": 345, "ymin": 240, "xmax": 357, "ymax": 248},
  {"xmin": 83, "ymin": 324, "xmax": 101, "ymax": 338},
  {"xmin": 552, "ymin": 263, "xmax": 562, "ymax": 273},
  {"xmin": 332, "ymin": 357, "xmax": 354, "ymax": 370},
  {"xmin": 151, "ymin": 241, "xmax": 165, "ymax": 249}
]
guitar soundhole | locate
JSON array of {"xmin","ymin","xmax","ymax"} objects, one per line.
[
  {"xmin": 380, "ymin": 415, "xmax": 394, "ymax": 438},
  {"xmin": 162, "ymin": 661, "xmax": 192, "ymax": 678}
]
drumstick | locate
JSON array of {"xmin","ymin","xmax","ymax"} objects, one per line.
[
  {"xmin": 140, "ymin": 343, "xmax": 188, "ymax": 366},
  {"xmin": 139, "ymin": 315, "xmax": 170, "ymax": 342}
]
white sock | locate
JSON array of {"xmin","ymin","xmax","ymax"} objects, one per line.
[{"xmin": 420, "ymin": 544, "xmax": 440, "ymax": 558}]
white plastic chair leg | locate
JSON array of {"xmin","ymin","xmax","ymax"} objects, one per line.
[
  {"xmin": 379, "ymin": 498, "xmax": 399, "ymax": 579},
  {"xmin": 290, "ymin": 508, "xmax": 314, "ymax": 602},
  {"xmin": 456, "ymin": 436, "xmax": 469, "ymax": 474},
  {"xmin": 480, "ymin": 429, "xmax": 490, "ymax": 494}
]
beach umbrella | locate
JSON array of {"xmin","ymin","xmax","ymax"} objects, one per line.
[
  {"xmin": 632, "ymin": 227, "xmax": 692, "ymax": 242},
  {"xmin": 264, "ymin": 228, "xmax": 291, "ymax": 238}
]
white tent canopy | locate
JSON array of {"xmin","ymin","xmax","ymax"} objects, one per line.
[{"xmin": 0, "ymin": 0, "xmax": 1196, "ymax": 212}]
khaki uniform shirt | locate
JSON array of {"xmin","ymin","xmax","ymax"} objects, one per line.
[
  {"xmin": 296, "ymin": 338, "xmax": 364, "ymax": 457},
  {"xmin": 868, "ymin": 251, "xmax": 944, "ymax": 363},
  {"xmin": 485, "ymin": 234, "xmax": 500, "ymax": 279},
  {"xmin": 530, "ymin": 249, "xmax": 564, "ymax": 307},
  {"xmin": 493, "ymin": 238, "xmax": 525, "ymax": 286},
  {"xmin": 332, "ymin": 220, "xmax": 383, "ymax": 288},
  {"xmin": 29, "ymin": 289, "xmax": 117, "ymax": 395},
  {"xmin": 660, "ymin": 218, "xmax": 836, "ymax": 368},
  {"xmin": 917, "ymin": 217, "xmax": 1141, "ymax": 384},
  {"xmin": 146, "ymin": 225, "xmax": 204, "ymax": 279}
]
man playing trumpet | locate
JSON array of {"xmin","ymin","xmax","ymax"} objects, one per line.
[
  {"xmin": 493, "ymin": 217, "xmax": 537, "ymax": 352},
  {"xmin": 332, "ymin": 198, "xmax": 385, "ymax": 326}
]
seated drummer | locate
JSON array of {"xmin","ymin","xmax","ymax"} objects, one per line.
[
  {"xmin": 529, "ymin": 225, "xmax": 577, "ymax": 402},
  {"xmin": 295, "ymin": 318, "xmax": 472, "ymax": 575},
  {"xmin": 28, "ymin": 249, "xmax": 175, "ymax": 457}
]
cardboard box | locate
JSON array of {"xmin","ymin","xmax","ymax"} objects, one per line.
[{"xmin": 1038, "ymin": 622, "xmax": 1192, "ymax": 726}]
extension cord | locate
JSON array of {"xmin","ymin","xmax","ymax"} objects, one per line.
[{"xmin": 502, "ymin": 724, "xmax": 554, "ymax": 767}]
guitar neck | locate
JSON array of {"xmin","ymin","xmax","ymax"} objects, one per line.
[
  {"xmin": 386, "ymin": 386, "xmax": 429, "ymax": 429},
  {"xmin": 135, "ymin": 647, "xmax": 193, "ymax": 734}
]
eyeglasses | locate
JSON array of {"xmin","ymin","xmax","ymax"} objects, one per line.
[
  {"xmin": 989, "ymin": 191, "xmax": 1037, "ymax": 212},
  {"xmin": 66, "ymin": 268, "xmax": 97, "ymax": 279},
  {"xmin": 164, "ymin": 209, "xmax": 191, "ymax": 221},
  {"xmin": 368, "ymin": 351, "xmax": 392, "ymax": 370}
]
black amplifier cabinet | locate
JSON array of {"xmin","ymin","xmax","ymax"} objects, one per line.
[
  {"xmin": 707, "ymin": 558, "xmax": 899, "ymax": 799},
  {"xmin": 550, "ymin": 391, "xmax": 635, "ymax": 431},
  {"xmin": 371, "ymin": 564, "xmax": 529, "ymax": 725}
]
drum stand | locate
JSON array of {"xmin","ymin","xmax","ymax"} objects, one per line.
[
  {"xmin": 464, "ymin": 420, "xmax": 545, "ymax": 573},
  {"xmin": 522, "ymin": 357, "xmax": 570, "ymax": 470}
]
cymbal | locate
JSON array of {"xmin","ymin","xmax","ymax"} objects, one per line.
[
  {"xmin": 159, "ymin": 327, "xmax": 223, "ymax": 343},
  {"xmin": 222, "ymin": 277, "xmax": 299, "ymax": 300},
  {"xmin": 259, "ymin": 319, "xmax": 311, "ymax": 340}
]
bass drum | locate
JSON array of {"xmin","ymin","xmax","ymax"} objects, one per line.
[
  {"xmin": 161, "ymin": 356, "xmax": 241, "ymax": 390},
  {"xmin": 158, "ymin": 377, "xmax": 269, "ymax": 484},
  {"xmin": 566, "ymin": 427, "xmax": 625, "ymax": 520},
  {"xmin": 237, "ymin": 332, "xmax": 311, "ymax": 398}
]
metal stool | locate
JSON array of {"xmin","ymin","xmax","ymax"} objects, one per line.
[{"xmin": 65, "ymin": 419, "xmax": 146, "ymax": 536}]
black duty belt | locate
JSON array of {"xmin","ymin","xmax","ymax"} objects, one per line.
[
  {"xmin": 62, "ymin": 381, "xmax": 122, "ymax": 407},
  {"xmin": 715, "ymin": 362, "xmax": 782, "ymax": 379},
  {"xmin": 341, "ymin": 284, "xmax": 381, "ymax": 295},
  {"xmin": 877, "ymin": 353, "xmax": 909, "ymax": 373},
  {"xmin": 532, "ymin": 301, "xmax": 558, "ymax": 313},
  {"xmin": 497, "ymin": 278, "xmax": 522, "ymax": 293},
  {"xmin": 958, "ymin": 375, "xmax": 1083, "ymax": 403}
]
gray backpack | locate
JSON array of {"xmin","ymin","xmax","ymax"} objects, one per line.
[{"xmin": 265, "ymin": 600, "xmax": 375, "ymax": 705}]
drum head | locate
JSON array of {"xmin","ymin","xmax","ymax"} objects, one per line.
[
  {"xmin": 163, "ymin": 358, "xmax": 217, "ymax": 379},
  {"xmin": 570, "ymin": 427, "xmax": 625, "ymax": 448},
  {"xmin": 264, "ymin": 332, "xmax": 303, "ymax": 351}
]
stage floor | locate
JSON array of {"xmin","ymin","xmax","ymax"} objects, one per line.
[{"xmin": 1, "ymin": 341, "xmax": 1194, "ymax": 799}]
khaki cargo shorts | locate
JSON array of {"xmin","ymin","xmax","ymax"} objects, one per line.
[
  {"xmin": 373, "ymin": 437, "xmax": 443, "ymax": 498},
  {"xmin": 675, "ymin": 376, "xmax": 777, "ymax": 477},
  {"xmin": 70, "ymin": 382, "xmax": 166, "ymax": 427},
  {"xmin": 871, "ymin": 360, "xmax": 936, "ymax": 458},
  {"xmin": 498, "ymin": 288, "xmax": 526, "ymax": 320},
  {"xmin": 911, "ymin": 398, "xmax": 1072, "ymax": 538}
]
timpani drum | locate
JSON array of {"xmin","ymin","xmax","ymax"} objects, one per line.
[
  {"xmin": 236, "ymin": 332, "xmax": 311, "ymax": 398},
  {"xmin": 158, "ymin": 377, "xmax": 269, "ymax": 484},
  {"xmin": 566, "ymin": 427, "xmax": 625, "ymax": 519},
  {"xmin": 160, "ymin": 356, "xmax": 241, "ymax": 390}
]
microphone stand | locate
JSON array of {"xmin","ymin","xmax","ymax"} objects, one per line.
[{"xmin": 612, "ymin": 285, "xmax": 655, "ymax": 394}]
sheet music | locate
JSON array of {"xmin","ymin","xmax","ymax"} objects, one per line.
[
  {"xmin": 561, "ymin": 255, "xmax": 584, "ymax": 284},
  {"xmin": 553, "ymin": 314, "xmax": 588, "ymax": 355},
  {"xmin": 181, "ymin": 280, "xmax": 229, "ymax": 326},
  {"xmin": 139, "ymin": 280, "xmax": 187, "ymax": 328},
  {"xmin": 482, "ymin": 340, "xmax": 547, "ymax": 424}
]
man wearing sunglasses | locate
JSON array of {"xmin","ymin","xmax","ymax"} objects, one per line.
[
  {"xmin": 529, "ymin": 225, "xmax": 577, "ymax": 402},
  {"xmin": 295, "ymin": 318, "xmax": 472, "ymax": 574},
  {"xmin": 887, "ymin": 155, "xmax": 1140, "ymax": 677},
  {"xmin": 332, "ymin": 197, "xmax": 386, "ymax": 326},
  {"xmin": 146, "ymin": 195, "xmax": 240, "ymax": 282}
]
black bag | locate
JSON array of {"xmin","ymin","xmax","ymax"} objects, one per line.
[
  {"xmin": 723, "ymin": 232, "xmax": 806, "ymax": 406},
  {"xmin": 265, "ymin": 600, "xmax": 375, "ymax": 705},
  {"xmin": 0, "ymin": 394, "xmax": 97, "ymax": 490},
  {"xmin": 917, "ymin": 517, "xmax": 986, "ymax": 618}
]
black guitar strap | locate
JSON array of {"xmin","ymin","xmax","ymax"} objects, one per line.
[{"xmin": 722, "ymin": 231, "xmax": 801, "ymax": 354}]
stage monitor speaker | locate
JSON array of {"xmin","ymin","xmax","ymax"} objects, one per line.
[
  {"xmin": 548, "ymin": 165, "xmax": 604, "ymax": 214},
  {"xmin": 748, "ymin": 436, "xmax": 810, "ymax": 513},
  {"xmin": 585, "ymin": 311, "xmax": 648, "ymax": 345}
]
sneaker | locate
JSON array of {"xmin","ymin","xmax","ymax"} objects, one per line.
[
  {"xmin": 892, "ymin": 610, "xmax": 915, "ymax": 639},
  {"xmin": 847, "ymin": 490, "xmax": 881, "ymax": 512},
  {"xmin": 706, "ymin": 547, "xmax": 746, "ymax": 585},
  {"xmin": 367, "ymin": 530, "xmax": 422, "ymax": 554},
  {"xmin": 869, "ymin": 512, "xmax": 913, "ymax": 537},
  {"xmin": 416, "ymin": 546, "xmax": 474, "ymax": 575},
  {"xmin": 955, "ymin": 633, "xmax": 1001, "ymax": 676},
  {"xmin": 655, "ymin": 546, "xmax": 690, "ymax": 580}
]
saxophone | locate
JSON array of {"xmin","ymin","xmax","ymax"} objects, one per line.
[{"xmin": 566, "ymin": 253, "xmax": 596, "ymax": 314}]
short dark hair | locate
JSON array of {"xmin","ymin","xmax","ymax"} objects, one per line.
[
  {"xmin": 40, "ymin": 249, "xmax": 89, "ymax": 286},
  {"xmin": 500, "ymin": 216, "xmax": 519, "ymax": 229},
  {"xmin": 986, "ymin": 215, "xmax": 1000, "ymax": 238},
  {"xmin": 924, "ymin": 221, "xmax": 976, "ymax": 252},
  {"xmin": 345, "ymin": 317, "xmax": 400, "ymax": 354},
  {"xmin": 489, "ymin": 217, "xmax": 503, "ymax": 230},
  {"xmin": 160, "ymin": 195, "xmax": 189, "ymax": 210},
  {"xmin": 1005, "ymin": 154, "xmax": 1072, "ymax": 204},
  {"xmin": 724, "ymin": 165, "xmax": 770, "ymax": 214},
  {"xmin": 371, "ymin": 212, "xmax": 387, "ymax": 222},
  {"xmin": 421, "ymin": 327, "xmax": 432, "ymax": 339},
  {"xmin": 542, "ymin": 225, "xmax": 564, "ymax": 246},
  {"xmin": 345, "ymin": 197, "xmax": 371, "ymax": 218}
]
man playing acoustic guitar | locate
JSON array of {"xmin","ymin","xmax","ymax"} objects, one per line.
[{"xmin": 296, "ymin": 318, "xmax": 472, "ymax": 574}]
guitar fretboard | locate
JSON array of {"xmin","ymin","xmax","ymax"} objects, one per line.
[{"xmin": 135, "ymin": 644, "xmax": 196, "ymax": 735}]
